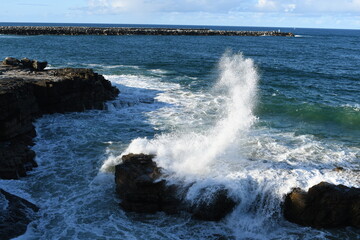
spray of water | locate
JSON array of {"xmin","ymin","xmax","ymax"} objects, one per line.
[
  {"xmin": 102, "ymin": 51, "xmax": 259, "ymax": 177},
  {"xmin": 98, "ymin": 52, "xmax": 360, "ymax": 239}
]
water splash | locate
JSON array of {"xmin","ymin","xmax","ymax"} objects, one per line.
[{"xmin": 102, "ymin": 51, "xmax": 259, "ymax": 176}]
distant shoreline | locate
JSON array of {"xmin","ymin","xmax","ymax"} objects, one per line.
[{"xmin": 0, "ymin": 26, "xmax": 294, "ymax": 37}]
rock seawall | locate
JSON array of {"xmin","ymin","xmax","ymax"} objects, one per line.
[
  {"xmin": 0, "ymin": 58, "xmax": 119, "ymax": 179},
  {"xmin": 0, "ymin": 26, "xmax": 295, "ymax": 37}
]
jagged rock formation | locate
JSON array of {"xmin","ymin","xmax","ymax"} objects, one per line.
[
  {"xmin": 0, "ymin": 189, "xmax": 39, "ymax": 240},
  {"xmin": 0, "ymin": 57, "xmax": 119, "ymax": 179},
  {"xmin": 284, "ymin": 182, "xmax": 360, "ymax": 228},
  {"xmin": 0, "ymin": 26, "xmax": 295, "ymax": 37},
  {"xmin": 115, "ymin": 153, "xmax": 237, "ymax": 221}
]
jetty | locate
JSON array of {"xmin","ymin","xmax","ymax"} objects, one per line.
[{"xmin": 0, "ymin": 26, "xmax": 294, "ymax": 37}]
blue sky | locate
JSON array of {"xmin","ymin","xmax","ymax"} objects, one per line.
[{"xmin": 1, "ymin": 0, "xmax": 360, "ymax": 29}]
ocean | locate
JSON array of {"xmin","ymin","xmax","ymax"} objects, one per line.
[{"xmin": 0, "ymin": 23, "xmax": 359, "ymax": 239}]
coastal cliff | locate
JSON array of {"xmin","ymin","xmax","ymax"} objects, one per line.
[
  {"xmin": 0, "ymin": 57, "xmax": 119, "ymax": 179},
  {"xmin": 0, "ymin": 26, "xmax": 295, "ymax": 37}
]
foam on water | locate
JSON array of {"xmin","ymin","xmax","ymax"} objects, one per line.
[
  {"xmin": 1, "ymin": 51, "xmax": 359, "ymax": 240},
  {"xmin": 116, "ymin": 52, "xmax": 259, "ymax": 176},
  {"xmin": 101, "ymin": 52, "xmax": 360, "ymax": 239}
]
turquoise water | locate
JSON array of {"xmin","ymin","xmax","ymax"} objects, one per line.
[{"xmin": 0, "ymin": 24, "xmax": 359, "ymax": 239}]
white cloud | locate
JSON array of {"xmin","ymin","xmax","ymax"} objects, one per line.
[
  {"xmin": 256, "ymin": 0, "xmax": 278, "ymax": 11},
  {"xmin": 84, "ymin": 0, "xmax": 360, "ymax": 29},
  {"xmin": 87, "ymin": 0, "xmax": 360, "ymax": 14},
  {"xmin": 284, "ymin": 4, "xmax": 296, "ymax": 12},
  {"xmin": 87, "ymin": 0, "xmax": 251, "ymax": 14}
]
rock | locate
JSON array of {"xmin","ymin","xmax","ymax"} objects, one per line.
[
  {"xmin": 115, "ymin": 154, "xmax": 181, "ymax": 214},
  {"xmin": 0, "ymin": 62, "xmax": 119, "ymax": 179},
  {"xmin": 333, "ymin": 166, "xmax": 345, "ymax": 172},
  {"xmin": 3, "ymin": 57, "xmax": 20, "ymax": 66},
  {"xmin": 0, "ymin": 26, "xmax": 295, "ymax": 37},
  {"xmin": 115, "ymin": 153, "xmax": 237, "ymax": 220},
  {"xmin": 190, "ymin": 187, "xmax": 237, "ymax": 221},
  {"xmin": 32, "ymin": 60, "xmax": 47, "ymax": 71},
  {"xmin": 283, "ymin": 182, "xmax": 360, "ymax": 228},
  {"xmin": 3, "ymin": 57, "xmax": 47, "ymax": 71},
  {"xmin": 0, "ymin": 189, "xmax": 39, "ymax": 240},
  {"xmin": 20, "ymin": 58, "xmax": 33, "ymax": 68}
]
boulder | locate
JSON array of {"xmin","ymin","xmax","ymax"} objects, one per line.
[
  {"xmin": 0, "ymin": 189, "xmax": 39, "ymax": 240},
  {"xmin": 20, "ymin": 58, "xmax": 33, "ymax": 69},
  {"xmin": 2, "ymin": 57, "xmax": 20, "ymax": 66},
  {"xmin": 115, "ymin": 153, "xmax": 238, "ymax": 220},
  {"xmin": 283, "ymin": 182, "xmax": 360, "ymax": 228},
  {"xmin": 190, "ymin": 187, "xmax": 237, "ymax": 221},
  {"xmin": 115, "ymin": 154, "xmax": 181, "ymax": 214},
  {"xmin": 31, "ymin": 60, "xmax": 47, "ymax": 71}
]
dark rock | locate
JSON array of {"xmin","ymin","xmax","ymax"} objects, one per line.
[
  {"xmin": 0, "ymin": 26, "xmax": 295, "ymax": 37},
  {"xmin": 31, "ymin": 60, "xmax": 47, "ymax": 71},
  {"xmin": 115, "ymin": 153, "xmax": 237, "ymax": 220},
  {"xmin": 20, "ymin": 58, "xmax": 33, "ymax": 68},
  {"xmin": 0, "ymin": 189, "xmax": 39, "ymax": 240},
  {"xmin": 115, "ymin": 154, "xmax": 181, "ymax": 214},
  {"xmin": 333, "ymin": 166, "xmax": 345, "ymax": 172},
  {"xmin": 0, "ymin": 62, "xmax": 119, "ymax": 179},
  {"xmin": 283, "ymin": 182, "xmax": 360, "ymax": 228},
  {"xmin": 190, "ymin": 187, "xmax": 237, "ymax": 221},
  {"xmin": 2, "ymin": 57, "xmax": 20, "ymax": 66}
]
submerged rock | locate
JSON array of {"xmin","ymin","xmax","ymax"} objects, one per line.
[
  {"xmin": 283, "ymin": 182, "xmax": 360, "ymax": 228},
  {"xmin": 0, "ymin": 189, "xmax": 39, "ymax": 240},
  {"xmin": 115, "ymin": 153, "xmax": 237, "ymax": 221}
]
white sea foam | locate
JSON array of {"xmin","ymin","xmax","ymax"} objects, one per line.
[
  {"xmin": 101, "ymin": 51, "xmax": 360, "ymax": 239},
  {"xmin": 342, "ymin": 103, "xmax": 360, "ymax": 111},
  {"xmin": 3, "ymin": 52, "xmax": 359, "ymax": 240}
]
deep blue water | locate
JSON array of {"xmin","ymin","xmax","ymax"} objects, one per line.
[{"xmin": 0, "ymin": 23, "xmax": 359, "ymax": 240}]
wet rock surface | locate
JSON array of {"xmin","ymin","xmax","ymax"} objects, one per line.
[
  {"xmin": 115, "ymin": 154, "xmax": 181, "ymax": 214},
  {"xmin": 0, "ymin": 57, "xmax": 119, "ymax": 179},
  {"xmin": 0, "ymin": 189, "xmax": 39, "ymax": 240},
  {"xmin": 0, "ymin": 26, "xmax": 295, "ymax": 37},
  {"xmin": 115, "ymin": 154, "xmax": 237, "ymax": 221},
  {"xmin": 284, "ymin": 182, "xmax": 360, "ymax": 228},
  {"xmin": 190, "ymin": 187, "xmax": 237, "ymax": 221}
]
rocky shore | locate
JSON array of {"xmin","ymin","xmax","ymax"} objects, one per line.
[
  {"xmin": 0, "ymin": 57, "xmax": 119, "ymax": 179},
  {"xmin": 0, "ymin": 26, "xmax": 295, "ymax": 37},
  {"xmin": 284, "ymin": 182, "xmax": 360, "ymax": 228},
  {"xmin": 115, "ymin": 154, "xmax": 360, "ymax": 228},
  {"xmin": 115, "ymin": 154, "xmax": 237, "ymax": 221},
  {"xmin": 0, "ymin": 189, "xmax": 39, "ymax": 239}
]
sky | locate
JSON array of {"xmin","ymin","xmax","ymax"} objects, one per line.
[{"xmin": 1, "ymin": 0, "xmax": 360, "ymax": 29}]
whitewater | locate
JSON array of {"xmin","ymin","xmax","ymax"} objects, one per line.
[
  {"xmin": 100, "ymin": 52, "xmax": 359, "ymax": 239},
  {"xmin": 1, "ymin": 25, "xmax": 359, "ymax": 239}
]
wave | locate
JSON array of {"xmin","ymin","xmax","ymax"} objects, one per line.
[
  {"xmin": 258, "ymin": 102, "xmax": 360, "ymax": 130},
  {"xmin": 100, "ymin": 52, "xmax": 360, "ymax": 239},
  {"xmin": 102, "ymin": 51, "xmax": 259, "ymax": 175}
]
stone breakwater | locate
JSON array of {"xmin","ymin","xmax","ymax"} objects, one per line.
[
  {"xmin": 0, "ymin": 26, "xmax": 295, "ymax": 37},
  {"xmin": 0, "ymin": 57, "xmax": 119, "ymax": 179}
]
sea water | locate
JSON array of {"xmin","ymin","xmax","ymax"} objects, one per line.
[{"xmin": 0, "ymin": 24, "xmax": 359, "ymax": 239}]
